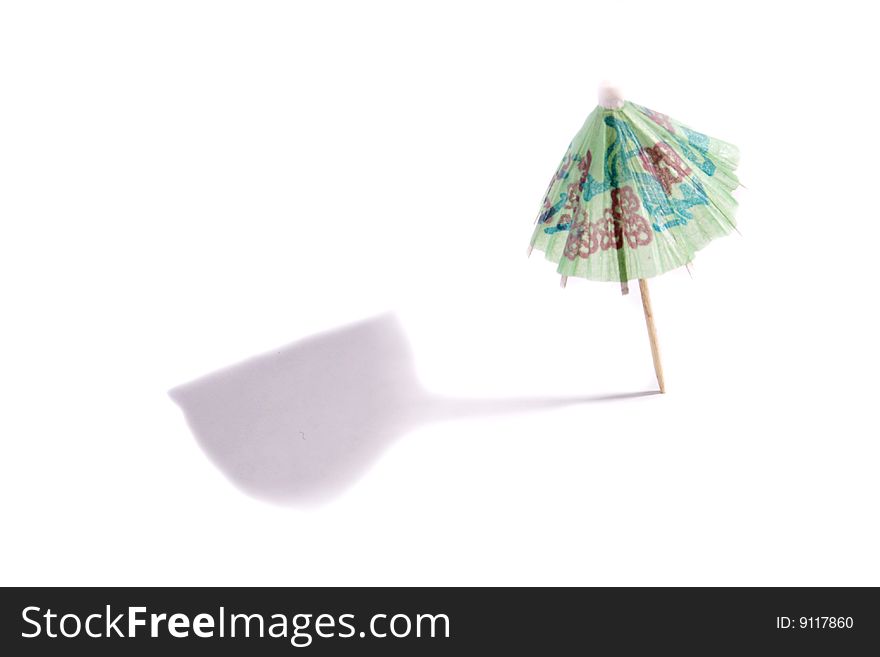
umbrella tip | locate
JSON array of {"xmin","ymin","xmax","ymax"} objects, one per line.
[{"xmin": 598, "ymin": 81, "xmax": 624, "ymax": 109}]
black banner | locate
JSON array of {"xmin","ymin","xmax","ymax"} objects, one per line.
[{"xmin": 1, "ymin": 587, "xmax": 877, "ymax": 654}]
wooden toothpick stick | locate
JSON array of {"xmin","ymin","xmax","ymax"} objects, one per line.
[{"xmin": 638, "ymin": 278, "xmax": 665, "ymax": 393}]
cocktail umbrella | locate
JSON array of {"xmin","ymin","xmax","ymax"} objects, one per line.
[{"xmin": 529, "ymin": 84, "xmax": 740, "ymax": 392}]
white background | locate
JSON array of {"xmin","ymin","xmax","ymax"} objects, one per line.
[{"xmin": 2, "ymin": 1, "xmax": 878, "ymax": 586}]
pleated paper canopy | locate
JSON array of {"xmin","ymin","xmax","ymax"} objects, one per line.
[{"xmin": 529, "ymin": 100, "xmax": 739, "ymax": 286}]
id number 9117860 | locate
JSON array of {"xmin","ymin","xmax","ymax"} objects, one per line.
[{"xmin": 776, "ymin": 617, "xmax": 854, "ymax": 629}]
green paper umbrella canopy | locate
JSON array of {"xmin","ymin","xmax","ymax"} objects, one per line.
[{"xmin": 529, "ymin": 100, "xmax": 739, "ymax": 286}]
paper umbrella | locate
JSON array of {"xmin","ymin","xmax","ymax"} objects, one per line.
[{"xmin": 528, "ymin": 85, "xmax": 740, "ymax": 392}]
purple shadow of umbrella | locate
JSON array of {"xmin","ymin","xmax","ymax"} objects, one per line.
[{"xmin": 169, "ymin": 314, "xmax": 656, "ymax": 505}]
